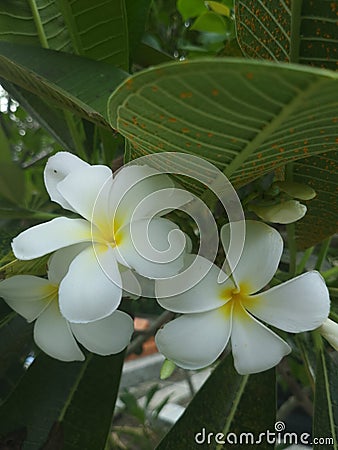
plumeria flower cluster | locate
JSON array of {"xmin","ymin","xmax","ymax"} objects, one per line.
[
  {"xmin": 0, "ymin": 152, "xmax": 190, "ymax": 361},
  {"xmin": 155, "ymin": 221, "xmax": 330, "ymax": 375}
]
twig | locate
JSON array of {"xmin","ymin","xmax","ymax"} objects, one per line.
[{"xmin": 126, "ymin": 311, "xmax": 174, "ymax": 356}]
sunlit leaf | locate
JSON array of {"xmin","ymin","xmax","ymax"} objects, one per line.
[
  {"xmin": 191, "ymin": 11, "xmax": 229, "ymax": 33},
  {"xmin": 207, "ymin": 1, "xmax": 231, "ymax": 17},
  {"xmin": 177, "ymin": 0, "xmax": 207, "ymax": 21}
]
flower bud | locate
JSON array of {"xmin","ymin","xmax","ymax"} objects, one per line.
[
  {"xmin": 250, "ymin": 200, "xmax": 307, "ymax": 224},
  {"xmin": 319, "ymin": 318, "xmax": 338, "ymax": 351},
  {"xmin": 274, "ymin": 181, "xmax": 316, "ymax": 200}
]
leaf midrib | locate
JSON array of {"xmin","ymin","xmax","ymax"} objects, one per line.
[{"xmin": 223, "ymin": 77, "xmax": 327, "ymax": 178}]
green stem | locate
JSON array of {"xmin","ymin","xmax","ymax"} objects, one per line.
[
  {"xmin": 28, "ymin": 0, "xmax": 49, "ymax": 48},
  {"xmin": 287, "ymin": 223, "xmax": 297, "ymax": 277},
  {"xmin": 315, "ymin": 237, "xmax": 331, "ymax": 271},
  {"xmin": 296, "ymin": 246, "xmax": 314, "ymax": 275}
]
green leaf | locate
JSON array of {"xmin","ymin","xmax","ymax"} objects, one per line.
[
  {"xmin": 207, "ymin": 1, "xmax": 231, "ymax": 17},
  {"xmin": 157, "ymin": 357, "xmax": 275, "ymax": 449},
  {"xmin": 108, "ymin": 59, "xmax": 337, "ymax": 246},
  {"xmin": 191, "ymin": 11, "xmax": 229, "ymax": 34},
  {"xmin": 0, "ymin": 42, "xmax": 128, "ymax": 129},
  {"xmin": 120, "ymin": 389, "xmax": 146, "ymax": 424},
  {"xmin": 313, "ymin": 349, "xmax": 338, "ymax": 449},
  {"xmin": 294, "ymin": 151, "xmax": 338, "ymax": 249},
  {"xmin": 235, "ymin": 0, "xmax": 337, "ymax": 69},
  {"xmin": 56, "ymin": 0, "xmax": 129, "ymax": 70},
  {"xmin": 0, "ymin": 0, "xmax": 129, "ymax": 70},
  {"xmin": 108, "ymin": 58, "xmax": 337, "ymax": 185},
  {"xmin": 0, "ymin": 352, "xmax": 125, "ymax": 450},
  {"xmin": 177, "ymin": 0, "xmax": 207, "ymax": 21},
  {"xmin": 125, "ymin": 0, "xmax": 152, "ymax": 60}
]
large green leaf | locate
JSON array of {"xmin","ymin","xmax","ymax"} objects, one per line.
[
  {"xmin": 108, "ymin": 59, "xmax": 337, "ymax": 246},
  {"xmin": 0, "ymin": 42, "xmax": 128, "ymax": 129},
  {"xmin": 56, "ymin": 0, "xmax": 129, "ymax": 70},
  {"xmin": 294, "ymin": 151, "xmax": 338, "ymax": 249},
  {"xmin": 0, "ymin": 0, "xmax": 129, "ymax": 69},
  {"xmin": 313, "ymin": 349, "xmax": 338, "ymax": 449},
  {"xmin": 108, "ymin": 58, "xmax": 336, "ymax": 181},
  {"xmin": 0, "ymin": 352, "xmax": 125, "ymax": 450},
  {"xmin": 157, "ymin": 357, "xmax": 275, "ymax": 449},
  {"xmin": 235, "ymin": 0, "xmax": 337, "ymax": 70}
]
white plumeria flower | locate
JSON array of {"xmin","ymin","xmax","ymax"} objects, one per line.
[
  {"xmin": 12, "ymin": 152, "xmax": 191, "ymax": 323},
  {"xmin": 319, "ymin": 318, "xmax": 338, "ymax": 351},
  {"xmin": 0, "ymin": 245, "xmax": 134, "ymax": 361},
  {"xmin": 155, "ymin": 221, "xmax": 330, "ymax": 375}
]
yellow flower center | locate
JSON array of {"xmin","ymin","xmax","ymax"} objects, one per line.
[
  {"xmin": 219, "ymin": 283, "xmax": 252, "ymax": 320},
  {"xmin": 42, "ymin": 283, "xmax": 59, "ymax": 302},
  {"xmin": 93, "ymin": 216, "xmax": 124, "ymax": 249}
]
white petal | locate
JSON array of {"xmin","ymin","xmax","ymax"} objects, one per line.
[
  {"xmin": 156, "ymin": 254, "xmax": 233, "ymax": 313},
  {"xmin": 221, "ymin": 220, "xmax": 283, "ymax": 293},
  {"xmin": 319, "ymin": 319, "xmax": 338, "ymax": 351},
  {"xmin": 59, "ymin": 244, "xmax": 122, "ymax": 323},
  {"xmin": 132, "ymin": 273, "xmax": 156, "ymax": 298},
  {"xmin": 231, "ymin": 304, "xmax": 291, "ymax": 375},
  {"xmin": 12, "ymin": 217, "xmax": 92, "ymax": 260},
  {"xmin": 120, "ymin": 268, "xmax": 142, "ymax": 298},
  {"xmin": 44, "ymin": 152, "xmax": 89, "ymax": 211},
  {"xmin": 247, "ymin": 271, "xmax": 330, "ymax": 333},
  {"xmin": 155, "ymin": 309, "xmax": 231, "ymax": 369},
  {"xmin": 71, "ymin": 310, "xmax": 134, "ymax": 355},
  {"xmin": 110, "ymin": 165, "xmax": 175, "ymax": 225},
  {"xmin": 57, "ymin": 165, "xmax": 113, "ymax": 229},
  {"xmin": 116, "ymin": 218, "xmax": 186, "ymax": 279},
  {"xmin": 34, "ymin": 301, "xmax": 84, "ymax": 362},
  {"xmin": 0, "ymin": 275, "xmax": 56, "ymax": 321},
  {"xmin": 47, "ymin": 243, "xmax": 89, "ymax": 285}
]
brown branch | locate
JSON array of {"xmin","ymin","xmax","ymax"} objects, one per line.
[{"xmin": 126, "ymin": 310, "xmax": 174, "ymax": 356}]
